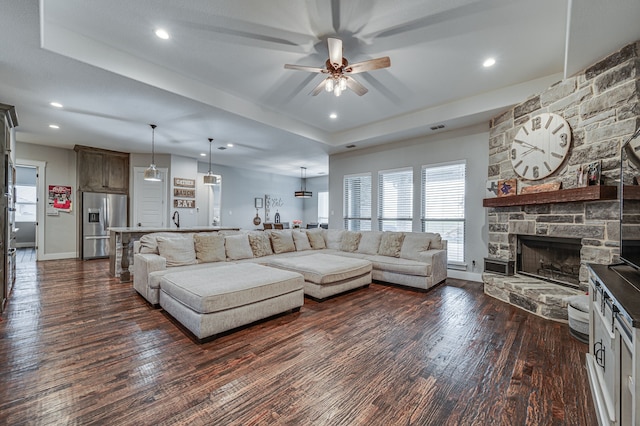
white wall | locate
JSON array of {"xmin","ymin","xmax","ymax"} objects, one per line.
[
  {"xmin": 16, "ymin": 142, "xmax": 77, "ymax": 259},
  {"xmin": 329, "ymin": 124, "xmax": 489, "ymax": 282}
]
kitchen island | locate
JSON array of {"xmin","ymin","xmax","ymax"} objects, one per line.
[{"xmin": 109, "ymin": 226, "xmax": 240, "ymax": 282}]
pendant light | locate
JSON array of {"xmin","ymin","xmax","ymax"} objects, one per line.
[
  {"xmin": 295, "ymin": 166, "xmax": 312, "ymax": 198},
  {"xmin": 203, "ymin": 138, "xmax": 217, "ymax": 185},
  {"xmin": 143, "ymin": 124, "xmax": 161, "ymax": 181}
]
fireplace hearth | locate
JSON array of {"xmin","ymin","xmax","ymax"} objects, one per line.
[{"xmin": 516, "ymin": 235, "xmax": 582, "ymax": 288}]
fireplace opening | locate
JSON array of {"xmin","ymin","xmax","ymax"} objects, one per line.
[{"xmin": 516, "ymin": 235, "xmax": 582, "ymax": 288}]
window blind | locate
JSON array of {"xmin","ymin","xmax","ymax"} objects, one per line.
[
  {"xmin": 378, "ymin": 168, "xmax": 413, "ymax": 231},
  {"xmin": 421, "ymin": 162, "xmax": 466, "ymax": 262},
  {"xmin": 343, "ymin": 173, "xmax": 371, "ymax": 231}
]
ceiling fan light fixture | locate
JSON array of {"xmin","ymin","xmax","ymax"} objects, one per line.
[
  {"xmin": 334, "ymin": 86, "xmax": 342, "ymax": 97},
  {"xmin": 339, "ymin": 76, "xmax": 347, "ymax": 91},
  {"xmin": 325, "ymin": 78, "xmax": 334, "ymax": 92},
  {"xmin": 144, "ymin": 124, "xmax": 162, "ymax": 182}
]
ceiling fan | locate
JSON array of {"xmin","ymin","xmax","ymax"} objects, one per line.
[{"xmin": 284, "ymin": 38, "xmax": 390, "ymax": 97}]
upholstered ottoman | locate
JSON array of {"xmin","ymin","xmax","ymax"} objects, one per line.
[
  {"xmin": 263, "ymin": 253, "xmax": 372, "ymax": 301},
  {"xmin": 159, "ymin": 263, "xmax": 304, "ymax": 342}
]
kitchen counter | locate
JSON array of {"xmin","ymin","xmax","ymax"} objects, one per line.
[{"xmin": 109, "ymin": 227, "xmax": 240, "ymax": 282}]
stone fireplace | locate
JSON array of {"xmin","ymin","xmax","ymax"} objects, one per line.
[
  {"xmin": 516, "ymin": 235, "xmax": 581, "ymax": 288},
  {"xmin": 481, "ymin": 41, "xmax": 640, "ymax": 322}
]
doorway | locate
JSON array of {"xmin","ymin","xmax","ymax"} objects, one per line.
[
  {"xmin": 16, "ymin": 160, "xmax": 45, "ymax": 261},
  {"xmin": 133, "ymin": 167, "xmax": 168, "ymax": 227}
]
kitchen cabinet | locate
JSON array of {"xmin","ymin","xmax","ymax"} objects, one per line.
[
  {"xmin": 587, "ymin": 264, "xmax": 640, "ymax": 425},
  {"xmin": 74, "ymin": 145, "xmax": 129, "ymax": 194}
]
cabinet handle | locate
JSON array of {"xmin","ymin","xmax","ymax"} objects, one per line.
[
  {"xmin": 594, "ymin": 340, "xmax": 605, "ymax": 370},
  {"xmin": 611, "ymin": 305, "xmax": 619, "ymax": 334},
  {"xmin": 602, "ymin": 292, "xmax": 609, "ymax": 313}
]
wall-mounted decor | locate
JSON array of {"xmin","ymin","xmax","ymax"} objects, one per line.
[
  {"xmin": 586, "ymin": 161, "xmax": 601, "ymax": 186},
  {"xmin": 48, "ymin": 185, "xmax": 72, "ymax": 212},
  {"xmin": 485, "ymin": 180, "xmax": 499, "ymax": 198},
  {"xmin": 174, "ymin": 188, "xmax": 195, "ymax": 198},
  {"xmin": 174, "ymin": 199, "xmax": 195, "ymax": 208},
  {"xmin": 174, "ymin": 177, "xmax": 195, "ymax": 188},
  {"xmin": 497, "ymin": 179, "xmax": 517, "ymax": 197},
  {"xmin": 255, "ymin": 197, "xmax": 263, "ymax": 209},
  {"xmin": 520, "ymin": 181, "xmax": 561, "ymax": 194}
]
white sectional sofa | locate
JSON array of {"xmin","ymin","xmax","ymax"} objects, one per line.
[{"xmin": 133, "ymin": 228, "xmax": 448, "ymax": 307}]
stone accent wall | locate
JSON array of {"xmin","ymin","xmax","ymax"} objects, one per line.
[{"xmin": 486, "ymin": 41, "xmax": 640, "ymax": 292}]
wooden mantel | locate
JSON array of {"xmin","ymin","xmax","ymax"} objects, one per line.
[{"xmin": 483, "ymin": 185, "xmax": 618, "ymax": 208}]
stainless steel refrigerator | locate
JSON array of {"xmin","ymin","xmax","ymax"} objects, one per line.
[{"xmin": 82, "ymin": 192, "xmax": 127, "ymax": 259}]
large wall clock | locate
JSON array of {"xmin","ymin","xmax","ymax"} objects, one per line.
[{"xmin": 510, "ymin": 112, "xmax": 571, "ymax": 180}]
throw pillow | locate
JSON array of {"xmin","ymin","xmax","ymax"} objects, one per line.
[
  {"xmin": 194, "ymin": 233, "xmax": 226, "ymax": 263},
  {"xmin": 270, "ymin": 230, "xmax": 296, "ymax": 254},
  {"xmin": 248, "ymin": 232, "xmax": 274, "ymax": 257},
  {"xmin": 340, "ymin": 231, "xmax": 362, "ymax": 252},
  {"xmin": 139, "ymin": 232, "xmax": 182, "ymax": 254},
  {"xmin": 400, "ymin": 233, "xmax": 437, "ymax": 261},
  {"xmin": 292, "ymin": 230, "xmax": 312, "ymax": 251},
  {"xmin": 357, "ymin": 231, "xmax": 383, "ymax": 255},
  {"xmin": 225, "ymin": 234, "xmax": 254, "ymax": 260},
  {"xmin": 156, "ymin": 236, "xmax": 197, "ymax": 267},
  {"xmin": 378, "ymin": 232, "xmax": 405, "ymax": 258},
  {"xmin": 325, "ymin": 229, "xmax": 345, "ymax": 249},
  {"xmin": 306, "ymin": 229, "xmax": 326, "ymax": 249}
]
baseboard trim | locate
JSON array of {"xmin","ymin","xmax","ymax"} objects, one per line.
[
  {"xmin": 447, "ymin": 269, "xmax": 483, "ymax": 282},
  {"xmin": 40, "ymin": 252, "xmax": 77, "ymax": 261}
]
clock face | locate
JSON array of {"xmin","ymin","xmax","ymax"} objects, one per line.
[{"xmin": 510, "ymin": 112, "xmax": 571, "ymax": 180}]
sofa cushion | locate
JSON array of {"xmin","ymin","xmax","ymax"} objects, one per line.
[
  {"xmin": 400, "ymin": 233, "xmax": 434, "ymax": 261},
  {"xmin": 264, "ymin": 253, "xmax": 372, "ymax": 284},
  {"xmin": 194, "ymin": 233, "xmax": 226, "ymax": 263},
  {"xmin": 356, "ymin": 231, "xmax": 383, "ymax": 255},
  {"xmin": 325, "ymin": 229, "xmax": 345, "ymax": 249},
  {"xmin": 378, "ymin": 232, "xmax": 405, "ymax": 258},
  {"xmin": 270, "ymin": 230, "xmax": 296, "ymax": 254},
  {"xmin": 366, "ymin": 255, "xmax": 432, "ymax": 277},
  {"xmin": 160, "ymin": 263, "xmax": 304, "ymax": 314},
  {"xmin": 225, "ymin": 234, "xmax": 254, "ymax": 260},
  {"xmin": 306, "ymin": 229, "xmax": 326, "ymax": 249},
  {"xmin": 156, "ymin": 236, "xmax": 197, "ymax": 267},
  {"xmin": 139, "ymin": 232, "xmax": 189, "ymax": 254},
  {"xmin": 248, "ymin": 232, "xmax": 274, "ymax": 257},
  {"xmin": 292, "ymin": 230, "xmax": 312, "ymax": 251},
  {"xmin": 340, "ymin": 231, "xmax": 361, "ymax": 252}
]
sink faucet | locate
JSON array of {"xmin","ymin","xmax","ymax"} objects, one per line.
[{"xmin": 172, "ymin": 211, "xmax": 180, "ymax": 228}]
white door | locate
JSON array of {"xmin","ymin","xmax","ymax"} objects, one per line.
[{"xmin": 133, "ymin": 167, "xmax": 167, "ymax": 227}]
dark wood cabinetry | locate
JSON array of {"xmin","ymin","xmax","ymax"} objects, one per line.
[{"xmin": 74, "ymin": 145, "xmax": 129, "ymax": 194}]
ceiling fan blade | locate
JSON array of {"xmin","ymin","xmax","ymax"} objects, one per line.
[
  {"xmin": 309, "ymin": 79, "xmax": 327, "ymax": 96},
  {"xmin": 284, "ymin": 64, "xmax": 327, "ymax": 73},
  {"xmin": 344, "ymin": 57, "xmax": 391, "ymax": 74},
  {"xmin": 345, "ymin": 76, "xmax": 368, "ymax": 96},
  {"xmin": 327, "ymin": 38, "xmax": 343, "ymax": 70}
]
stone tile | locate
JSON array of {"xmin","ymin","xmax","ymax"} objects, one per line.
[
  {"xmin": 509, "ymin": 293, "xmax": 538, "ymax": 313},
  {"xmin": 585, "ymin": 42, "xmax": 639, "ymax": 80},
  {"xmin": 514, "ymin": 96, "xmax": 541, "ymax": 119}
]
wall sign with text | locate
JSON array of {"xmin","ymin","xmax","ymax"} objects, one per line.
[
  {"xmin": 173, "ymin": 178, "xmax": 195, "ymax": 188},
  {"xmin": 174, "ymin": 199, "xmax": 195, "ymax": 208}
]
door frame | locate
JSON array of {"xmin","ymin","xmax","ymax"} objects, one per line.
[{"xmin": 16, "ymin": 159, "xmax": 46, "ymax": 261}]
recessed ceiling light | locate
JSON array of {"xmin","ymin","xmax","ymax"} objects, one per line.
[
  {"xmin": 200, "ymin": 153, "xmax": 206, "ymax": 157},
  {"xmin": 483, "ymin": 58, "xmax": 496, "ymax": 67},
  {"xmin": 346, "ymin": 144, "xmax": 356, "ymax": 149},
  {"xmin": 49, "ymin": 124, "xmax": 59, "ymax": 129},
  {"xmin": 226, "ymin": 143, "xmax": 233, "ymax": 147},
  {"xmin": 329, "ymin": 113, "xmax": 337, "ymax": 119},
  {"xmin": 155, "ymin": 28, "xmax": 170, "ymax": 40},
  {"xmin": 50, "ymin": 102, "xmax": 63, "ymax": 108}
]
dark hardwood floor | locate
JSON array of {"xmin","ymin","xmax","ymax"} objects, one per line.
[{"xmin": 1, "ymin": 253, "xmax": 597, "ymax": 425}]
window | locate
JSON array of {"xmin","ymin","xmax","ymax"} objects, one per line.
[
  {"xmin": 422, "ymin": 162, "xmax": 466, "ymax": 263},
  {"xmin": 378, "ymin": 168, "xmax": 413, "ymax": 231},
  {"xmin": 16, "ymin": 185, "xmax": 37, "ymax": 222},
  {"xmin": 317, "ymin": 191, "xmax": 329, "ymax": 224},
  {"xmin": 343, "ymin": 173, "xmax": 371, "ymax": 231}
]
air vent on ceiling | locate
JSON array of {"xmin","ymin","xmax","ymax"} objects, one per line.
[
  {"xmin": 430, "ymin": 124, "xmax": 445, "ymax": 130},
  {"xmin": 346, "ymin": 144, "xmax": 356, "ymax": 148},
  {"xmin": 217, "ymin": 146, "xmax": 227, "ymax": 150}
]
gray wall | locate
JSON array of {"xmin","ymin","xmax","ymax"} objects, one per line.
[
  {"xmin": 329, "ymin": 123, "xmax": 489, "ymax": 282},
  {"xmin": 17, "ymin": 142, "xmax": 77, "ymax": 259},
  {"xmin": 197, "ymin": 162, "xmax": 307, "ymax": 230}
]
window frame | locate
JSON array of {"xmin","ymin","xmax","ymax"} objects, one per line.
[{"xmin": 377, "ymin": 167, "xmax": 413, "ymax": 232}]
